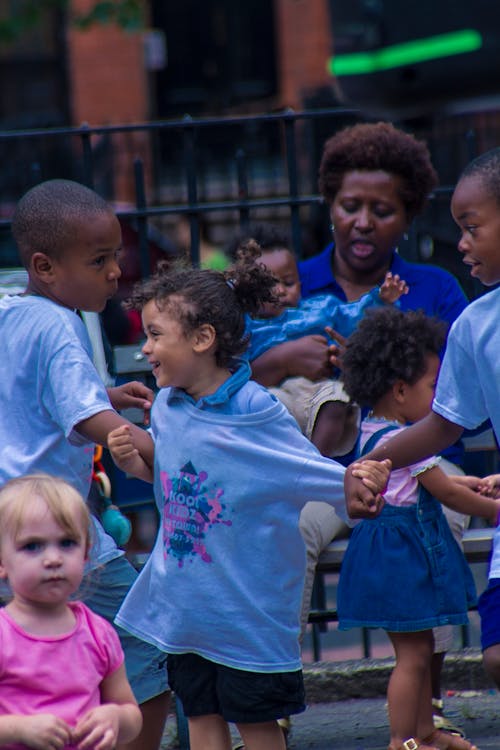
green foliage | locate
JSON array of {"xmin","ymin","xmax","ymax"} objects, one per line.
[{"xmin": 0, "ymin": 0, "xmax": 144, "ymax": 44}]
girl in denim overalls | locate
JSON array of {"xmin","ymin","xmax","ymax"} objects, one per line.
[{"xmin": 338, "ymin": 306, "xmax": 500, "ymax": 750}]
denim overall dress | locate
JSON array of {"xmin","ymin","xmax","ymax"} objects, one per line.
[{"xmin": 337, "ymin": 425, "xmax": 476, "ymax": 632}]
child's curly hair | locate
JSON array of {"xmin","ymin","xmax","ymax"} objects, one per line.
[
  {"xmin": 342, "ymin": 307, "xmax": 447, "ymax": 407},
  {"xmin": 127, "ymin": 239, "xmax": 279, "ymax": 368}
]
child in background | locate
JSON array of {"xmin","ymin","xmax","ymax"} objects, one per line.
[
  {"xmin": 345, "ymin": 147, "xmax": 500, "ymax": 706},
  {"xmin": 0, "ymin": 474, "xmax": 142, "ymax": 750},
  {"xmin": 107, "ymin": 245, "xmax": 390, "ymax": 750},
  {"xmin": 339, "ymin": 306, "xmax": 500, "ymax": 750},
  {"xmin": 243, "ymin": 229, "xmax": 408, "ymax": 458},
  {"xmin": 1, "ymin": 179, "xmax": 170, "ymax": 750}
]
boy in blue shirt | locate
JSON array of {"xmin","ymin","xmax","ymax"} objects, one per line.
[{"xmin": 0, "ymin": 179, "xmax": 169, "ymax": 750}]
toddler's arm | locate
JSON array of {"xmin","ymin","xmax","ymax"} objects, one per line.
[
  {"xmin": 0, "ymin": 713, "xmax": 71, "ymax": 749},
  {"xmin": 72, "ymin": 665, "xmax": 142, "ymax": 750},
  {"xmin": 108, "ymin": 425, "xmax": 154, "ymax": 483},
  {"xmin": 76, "ymin": 410, "xmax": 154, "ymax": 472},
  {"xmin": 419, "ymin": 465, "xmax": 500, "ymax": 526}
]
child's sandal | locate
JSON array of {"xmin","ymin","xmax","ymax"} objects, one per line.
[{"xmin": 422, "ymin": 729, "xmax": 478, "ymax": 750}]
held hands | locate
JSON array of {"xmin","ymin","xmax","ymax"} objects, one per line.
[
  {"xmin": 344, "ymin": 458, "xmax": 391, "ymax": 519},
  {"xmin": 107, "ymin": 381, "xmax": 154, "ymax": 426},
  {"xmin": 107, "ymin": 424, "xmax": 153, "ymax": 483},
  {"xmin": 379, "ymin": 271, "xmax": 409, "ymax": 304}
]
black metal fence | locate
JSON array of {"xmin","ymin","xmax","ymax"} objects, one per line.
[{"xmin": 0, "ymin": 106, "xmax": 489, "ymax": 301}]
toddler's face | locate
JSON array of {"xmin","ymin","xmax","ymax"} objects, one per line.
[
  {"xmin": 451, "ymin": 175, "xmax": 500, "ymax": 287},
  {"xmin": 258, "ymin": 248, "xmax": 301, "ymax": 317}
]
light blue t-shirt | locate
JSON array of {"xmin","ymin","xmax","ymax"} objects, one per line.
[
  {"xmin": 115, "ymin": 362, "xmax": 348, "ymax": 672},
  {"xmin": 432, "ymin": 286, "xmax": 500, "ymax": 578},
  {"xmin": 0, "ymin": 294, "xmax": 122, "ymax": 568},
  {"xmin": 247, "ymin": 288, "xmax": 383, "ymax": 361}
]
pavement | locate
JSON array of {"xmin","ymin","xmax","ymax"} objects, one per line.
[{"xmin": 160, "ymin": 649, "xmax": 500, "ymax": 749}]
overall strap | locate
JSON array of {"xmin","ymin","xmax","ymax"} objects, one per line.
[{"xmin": 358, "ymin": 424, "xmax": 400, "ymax": 457}]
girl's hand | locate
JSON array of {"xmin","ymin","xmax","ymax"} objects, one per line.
[
  {"xmin": 344, "ymin": 459, "xmax": 391, "ymax": 519},
  {"xmin": 72, "ymin": 705, "xmax": 120, "ymax": 750},
  {"xmin": 16, "ymin": 714, "xmax": 71, "ymax": 750},
  {"xmin": 379, "ymin": 271, "xmax": 409, "ymax": 304},
  {"xmin": 479, "ymin": 473, "xmax": 500, "ymax": 498},
  {"xmin": 107, "ymin": 425, "xmax": 154, "ymax": 483},
  {"xmin": 107, "ymin": 382, "xmax": 154, "ymax": 426}
]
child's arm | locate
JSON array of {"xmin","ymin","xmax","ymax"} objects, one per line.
[
  {"xmin": 107, "ymin": 424, "xmax": 154, "ymax": 483},
  {"xmin": 251, "ymin": 335, "xmax": 333, "ymax": 386},
  {"xmin": 0, "ymin": 714, "xmax": 72, "ymax": 749},
  {"xmin": 76, "ymin": 411, "xmax": 154, "ymax": 473},
  {"xmin": 72, "ymin": 665, "xmax": 142, "ymax": 750},
  {"xmin": 345, "ymin": 412, "xmax": 464, "ymax": 516},
  {"xmin": 418, "ymin": 465, "xmax": 500, "ymax": 526}
]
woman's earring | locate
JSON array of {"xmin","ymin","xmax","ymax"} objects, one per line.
[{"xmin": 330, "ymin": 223, "xmax": 335, "ymax": 233}]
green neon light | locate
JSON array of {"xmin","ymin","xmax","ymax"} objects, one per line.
[{"xmin": 329, "ymin": 29, "xmax": 482, "ymax": 76}]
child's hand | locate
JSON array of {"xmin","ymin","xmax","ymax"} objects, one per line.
[
  {"xmin": 344, "ymin": 459, "xmax": 391, "ymax": 518},
  {"xmin": 15, "ymin": 713, "xmax": 72, "ymax": 750},
  {"xmin": 379, "ymin": 272, "xmax": 409, "ymax": 304},
  {"xmin": 479, "ymin": 473, "xmax": 500, "ymax": 499},
  {"xmin": 72, "ymin": 705, "xmax": 120, "ymax": 750},
  {"xmin": 324, "ymin": 326, "xmax": 347, "ymax": 371},
  {"xmin": 107, "ymin": 382, "xmax": 154, "ymax": 426},
  {"xmin": 107, "ymin": 425, "xmax": 154, "ymax": 483}
]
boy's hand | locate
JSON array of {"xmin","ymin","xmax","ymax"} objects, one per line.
[
  {"xmin": 72, "ymin": 705, "xmax": 120, "ymax": 750},
  {"xmin": 344, "ymin": 459, "xmax": 391, "ymax": 518},
  {"xmin": 16, "ymin": 713, "xmax": 72, "ymax": 750},
  {"xmin": 379, "ymin": 271, "xmax": 409, "ymax": 304},
  {"xmin": 107, "ymin": 382, "xmax": 154, "ymax": 425}
]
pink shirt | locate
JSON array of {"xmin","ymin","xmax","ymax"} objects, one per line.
[
  {"xmin": 0, "ymin": 601, "xmax": 123, "ymax": 749},
  {"xmin": 360, "ymin": 419, "xmax": 439, "ymax": 507}
]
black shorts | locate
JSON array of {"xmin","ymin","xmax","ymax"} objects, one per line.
[
  {"xmin": 478, "ymin": 578, "xmax": 500, "ymax": 650},
  {"xmin": 167, "ymin": 652, "xmax": 305, "ymax": 724}
]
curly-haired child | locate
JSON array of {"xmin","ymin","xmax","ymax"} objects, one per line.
[
  {"xmin": 106, "ymin": 244, "xmax": 390, "ymax": 750},
  {"xmin": 338, "ymin": 306, "xmax": 500, "ymax": 750}
]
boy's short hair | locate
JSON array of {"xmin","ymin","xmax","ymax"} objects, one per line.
[
  {"xmin": 460, "ymin": 147, "xmax": 500, "ymax": 205},
  {"xmin": 342, "ymin": 306, "xmax": 447, "ymax": 407},
  {"xmin": 11, "ymin": 179, "xmax": 113, "ymax": 268},
  {"xmin": 0, "ymin": 474, "xmax": 92, "ymax": 554}
]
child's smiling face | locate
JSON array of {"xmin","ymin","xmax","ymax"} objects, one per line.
[{"xmin": 451, "ymin": 174, "xmax": 500, "ymax": 287}]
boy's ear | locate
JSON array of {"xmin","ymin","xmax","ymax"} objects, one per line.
[
  {"xmin": 30, "ymin": 251, "xmax": 57, "ymax": 282},
  {"xmin": 192, "ymin": 323, "xmax": 217, "ymax": 353}
]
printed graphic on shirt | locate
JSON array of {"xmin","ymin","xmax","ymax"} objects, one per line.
[{"xmin": 159, "ymin": 461, "xmax": 232, "ymax": 567}]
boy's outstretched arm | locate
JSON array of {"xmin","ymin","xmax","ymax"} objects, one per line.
[
  {"xmin": 75, "ymin": 411, "xmax": 154, "ymax": 475},
  {"xmin": 107, "ymin": 381, "xmax": 154, "ymax": 426},
  {"xmin": 362, "ymin": 412, "xmax": 464, "ymax": 467},
  {"xmin": 345, "ymin": 412, "xmax": 464, "ymax": 515}
]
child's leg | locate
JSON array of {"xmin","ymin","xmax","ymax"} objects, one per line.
[
  {"xmin": 311, "ymin": 400, "xmax": 348, "ymax": 456},
  {"xmin": 483, "ymin": 643, "xmax": 500, "ymax": 688},
  {"xmin": 187, "ymin": 714, "xmax": 232, "ymax": 750},
  {"xmin": 387, "ymin": 630, "xmax": 435, "ymax": 747},
  {"xmin": 235, "ymin": 720, "xmax": 286, "ymax": 750}
]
